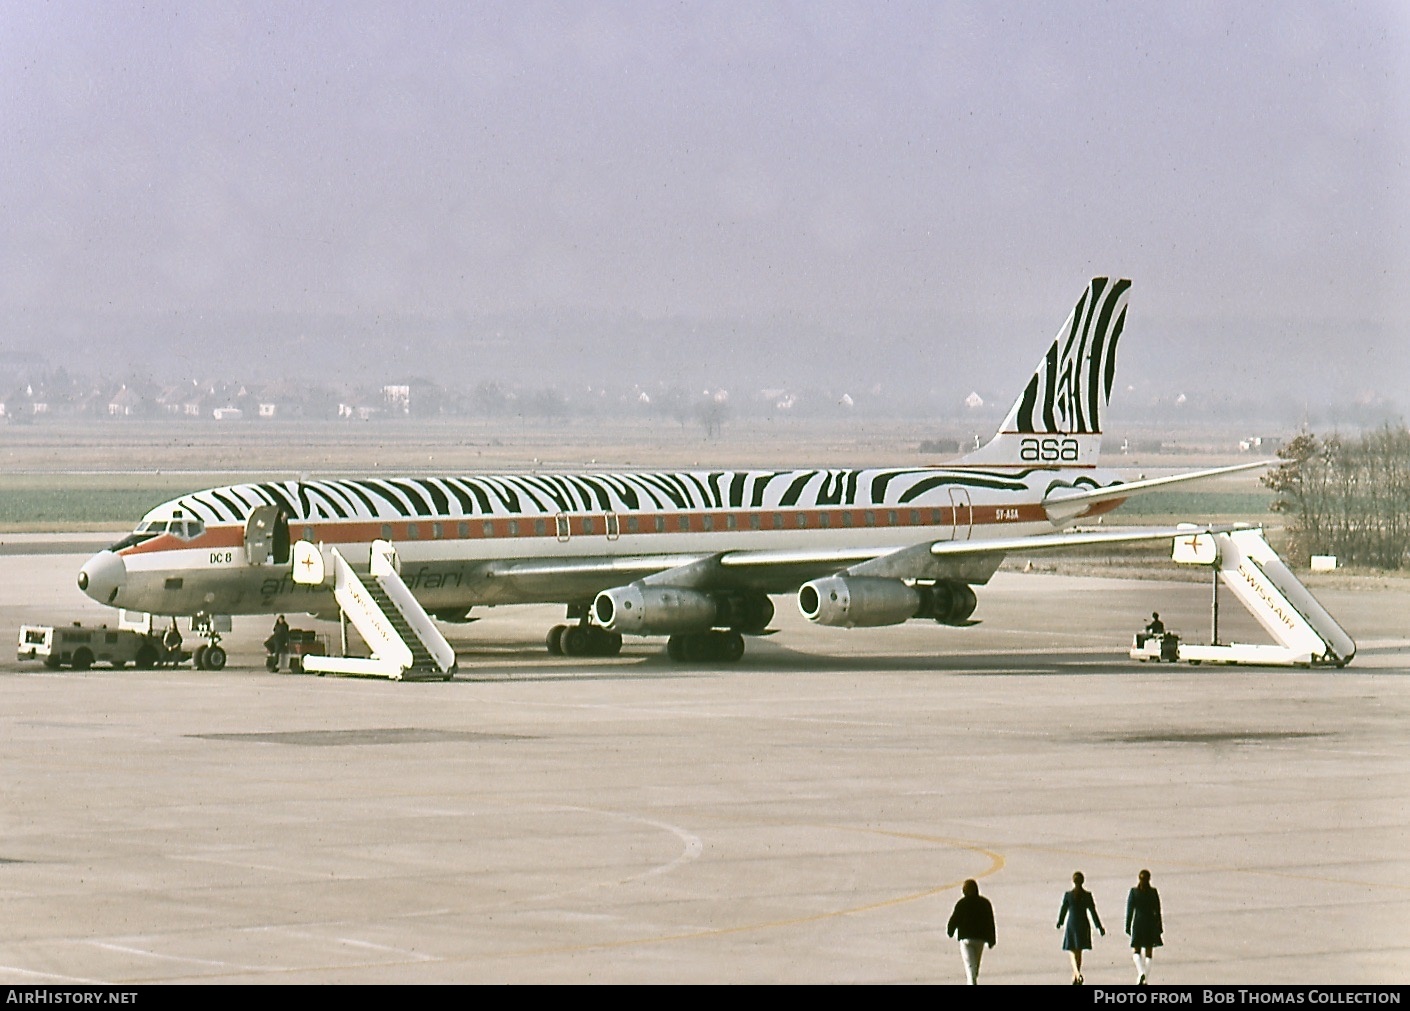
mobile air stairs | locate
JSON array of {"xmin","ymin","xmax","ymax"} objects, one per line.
[
  {"xmin": 1130, "ymin": 526, "xmax": 1355, "ymax": 668},
  {"xmin": 296, "ymin": 540, "xmax": 456, "ymax": 680}
]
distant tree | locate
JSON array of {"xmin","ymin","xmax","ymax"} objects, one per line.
[
  {"xmin": 694, "ymin": 392, "xmax": 730, "ymax": 440},
  {"xmin": 1265, "ymin": 425, "xmax": 1410, "ymax": 569}
]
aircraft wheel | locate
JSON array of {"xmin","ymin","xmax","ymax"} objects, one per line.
[
  {"xmin": 666, "ymin": 635, "xmax": 685, "ymax": 661},
  {"xmin": 265, "ymin": 655, "xmax": 279, "ymax": 672},
  {"xmin": 546, "ymin": 625, "xmax": 566, "ymax": 655},
  {"xmin": 289, "ymin": 656, "xmax": 302, "ymax": 674},
  {"xmin": 562, "ymin": 626, "xmax": 591, "ymax": 657},
  {"xmin": 592, "ymin": 630, "xmax": 623, "ymax": 657},
  {"xmin": 193, "ymin": 645, "xmax": 208, "ymax": 670},
  {"xmin": 43, "ymin": 656, "xmax": 61, "ymax": 669},
  {"xmin": 682, "ymin": 633, "xmax": 712, "ymax": 663},
  {"xmin": 202, "ymin": 645, "xmax": 227, "ymax": 671},
  {"xmin": 716, "ymin": 630, "xmax": 745, "ymax": 663},
  {"xmin": 71, "ymin": 648, "xmax": 94, "ymax": 671},
  {"xmin": 135, "ymin": 644, "xmax": 159, "ymax": 669}
]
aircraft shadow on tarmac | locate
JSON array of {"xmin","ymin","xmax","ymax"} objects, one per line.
[{"xmin": 441, "ymin": 637, "xmax": 1155, "ymax": 682}]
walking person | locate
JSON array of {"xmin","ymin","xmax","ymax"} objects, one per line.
[
  {"xmin": 1056, "ymin": 871, "xmax": 1104, "ymax": 984},
  {"xmin": 1126, "ymin": 869, "xmax": 1163, "ymax": 984},
  {"xmin": 946, "ymin": 879, "xmax": 996, "ymax": 984}
]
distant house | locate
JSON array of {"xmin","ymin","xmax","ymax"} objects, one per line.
[
  {"xmin": 383, "ymin": 384, "xmax": 411, "ymax": 415},
  {"xmin": 339, "ymin": 403, "xmax": 379, "ymax": 421},
  {"xmin": 212, "ymin": 407, "xmax": 244, "ymax": 421},
  {"xmin": 107, "ymin": 385, "xmax": 145, "ymax": 418}
]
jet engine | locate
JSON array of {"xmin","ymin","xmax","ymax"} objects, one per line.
[
  {"xmin": 798, "ymin": 576, "xmax": 977, "ymax": 628},
  {"xmin": 593, "ymin": 585, "xmax": 719, "ymax": 635},
  {"xmin": 593, "ymin": 585, "xmax": 774, "ymax": 636}
]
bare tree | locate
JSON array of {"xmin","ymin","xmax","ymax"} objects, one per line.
[{"xmin": 1265, "ymin": 425, "xmax": 1410, "ymax": 569}]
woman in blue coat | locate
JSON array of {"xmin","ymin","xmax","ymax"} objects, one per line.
[
  {"xmin": 1056, "ymin": 871, "xmax": 1104, "ymax": 984},
  {"xmin": 1126, "ymin": 869, "xmax": 1163, "ymax": 984}
]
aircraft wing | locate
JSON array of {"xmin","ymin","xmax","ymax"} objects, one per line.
[
  {"xmin": 475, "ymin": 525, "xmax": 1223, "ymax": 599},
  {"xmin": 1042, "ymin": 459, "xmax": 1270, "ymax": 522},
  {"xmin": 717, "ymin": 524, "xmax": 1215, "ymax": 589}
]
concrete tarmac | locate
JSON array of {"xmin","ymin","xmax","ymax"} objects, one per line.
[{"xmin": 2, "ymin": 550, "xmax": 1408, "ymax": 985}]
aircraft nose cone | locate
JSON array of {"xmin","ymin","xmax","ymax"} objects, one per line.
[{"xmin": 78, "ymin": 550, "xmax": 127, "ymax": 606}]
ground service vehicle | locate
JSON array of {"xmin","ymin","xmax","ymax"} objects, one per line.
[{"xmin": 18, "ymin": 622, "xmax": 161, "ymax": 670}]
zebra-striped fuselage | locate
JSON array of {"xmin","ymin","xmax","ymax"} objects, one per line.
[{"xmin": 99, "ymin": 464, "xmax": 1115, "ymax": 616}]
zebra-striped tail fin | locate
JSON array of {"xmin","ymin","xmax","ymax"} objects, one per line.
[{"xmin": 959, "ymin": 277, "xmax": 1130, "ymax": 468}]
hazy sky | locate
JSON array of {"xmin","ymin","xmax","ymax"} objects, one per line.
[{"xmin": 2, "ymin": 1, "xmax": 1408, "ymax": 410}]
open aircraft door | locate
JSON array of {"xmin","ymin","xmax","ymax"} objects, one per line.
[
  {"xmin": 949, "ymin": 488, "xmax": 973, "ymax": 541},
  {"xmin": 245, "ymin": 505, "xmax": 290, "ymax": 566}
]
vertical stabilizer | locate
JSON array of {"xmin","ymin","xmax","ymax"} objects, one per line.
[{"xmin": 960, "ymin": 277, "xmax": 1130, "ymax": 468}]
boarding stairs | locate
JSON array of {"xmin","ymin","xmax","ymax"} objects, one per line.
[
  {"xmin": 1162, "ymin": 526, "xmax": 1355, "ymax": 667},
  {"xmin": 299, "ymin": 540, "xmax": 456, "ymax": 680}
]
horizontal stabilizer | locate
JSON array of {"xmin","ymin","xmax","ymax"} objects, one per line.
[
  {"xmin": 1042, "ymin": 459, "xmax": 1271, "ymax": 523},
  {"xmin": 930, "ymin": 523, "xmax": 1222, "ymax": 558}
]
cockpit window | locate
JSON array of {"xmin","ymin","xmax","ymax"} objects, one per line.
[
  {"xmin": 106, "ymin": 531, "xmax": 157, "ymax": 552},
  {"xmin": 107, "ymin": 516, "xmax": 204, "ymax": 551}
]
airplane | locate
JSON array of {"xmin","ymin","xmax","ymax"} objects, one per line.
[{"xmin": 77, "ymin": 278, "xmax": 1264, "ymax": 668}]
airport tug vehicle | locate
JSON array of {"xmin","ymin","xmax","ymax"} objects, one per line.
[
  {"xmin": 1129, "ymin": 526, "xmax": 1354, "ymax": 668},
  {"xmin": 17, "ymin": 615, "xmax": 229, "ymax": 671}
]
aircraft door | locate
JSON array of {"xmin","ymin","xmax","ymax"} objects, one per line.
[
  {"xmin": 949, "ymin": 488, "xmax": 973, "ymax": 541},
  {"xmin": 245, "ymin": 506, "xmax": 291, "ymax": 565}
]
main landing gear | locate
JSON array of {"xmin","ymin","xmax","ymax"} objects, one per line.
[
  {"xmin": 546, "ymin": 623, "xmax": 623, "ymax": 658},
  {"xmin": 542, "ymin": 619, "xmax": 748, "ymax": 663},
  {"xmin": 665, "ymin": 630, "xmax": 745, "ymax": 663}
]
